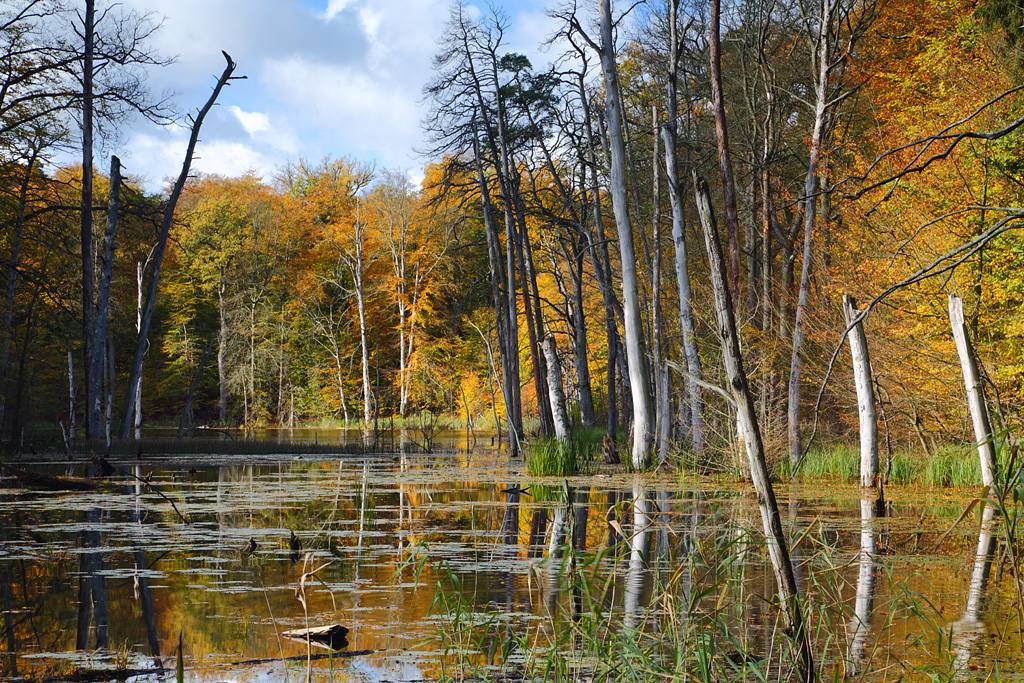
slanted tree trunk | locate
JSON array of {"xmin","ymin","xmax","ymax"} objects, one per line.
[
  {"xmin": 542, "ymin": 337, "xmax": 570, "ymax": 441},
  {"xmin": 596, "ymin": 0, "xmax": 652, "ymax": 468},
  {"xmin": 949, "ymin": 294, "xmax": 997, "ymax": 489},
  {"xmin": 694, "ymin": 174, "xmax": 814, "ymax": 682},
  {"xmin": 121, "ymin": 53, "xmax": 237, "ymax": 438}
]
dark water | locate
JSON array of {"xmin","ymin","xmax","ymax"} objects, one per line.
[{"xmin": 0, "ymin": 442, "xmax": 1020, "ymax": 682}]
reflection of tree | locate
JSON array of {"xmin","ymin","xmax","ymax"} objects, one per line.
[
  {"xmin": 75, "ymin": 507, "xmax": 107, "ymax": 651},
  {"xmin": 846, "ymin": 497, "xmax": 877, "ymax": 676},
  {"xmin": 624, "ymin": 480, "xmax": 651, "ymax": 630},
  {"xmin": 952, "ymin": 502, "xmax": 997, "ymax": 679},
  {"xmin": 1, "ymin": 516, "xmax": 16, "ymax": 676},
  {"xmin": 129, "ymin": 472, "xmax": 161, "ymax": 666}
]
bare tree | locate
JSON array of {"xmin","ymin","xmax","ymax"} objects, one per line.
[{"xmin": 120, "ymin": 52, "xmax": 240, "ymax": 439}]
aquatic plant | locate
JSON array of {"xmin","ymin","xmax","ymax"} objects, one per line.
[{"xmin": 527, "ymin": 434, "xmax": 595, "ymax": 477}]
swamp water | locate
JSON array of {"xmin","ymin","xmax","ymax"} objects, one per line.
[{"xmin": 1, "ymin": 441, "xmax": 1022, "ymax": 682}]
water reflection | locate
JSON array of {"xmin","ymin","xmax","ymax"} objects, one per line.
[
  {"xmin": 952, "ymin": 501, "xmax": 998, "ymax": 678},
  {"xmin": 846, "ymin": 496, "xmax": 878, "ymax": 676},
  {"xmin": 0, "ymin": 448, "xmax": 1021, "ymax": 681},
  {"xmin": 624, "ymin": 479, "xmax": 651, "ymax": 630}
]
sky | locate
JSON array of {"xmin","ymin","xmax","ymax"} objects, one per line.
[{"xmin": 97, "ymin": 0, "xmax": 563, "ymax": 193}]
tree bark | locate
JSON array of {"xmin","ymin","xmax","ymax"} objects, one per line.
[
  {"xmin": 787, "ymin": 0, "xmax": 834, "ymax": 466},
  {"xmin": 94, "ymin": 155, "xmax": 119, "ymax": 437},
  {"xmin": 82, "ymin": 0, "xmax": 98, "ymax": 439},
  {"xmin": 472, "ymin": 127, "xmax": 518, "ymax": 454},
  {"xmin": 694, "ymin": 174, "xmax": 814, "ymax": 682},
  {"xmin": 661, "ymin": 47, "xmax": 703, "ymax": 455},
  {"xmin": 121, "ymin": 53, "xmax": 237, "ymax": 439},
  {"xmin": 578, "ymin": 72, "xmax": 619, "ymax": 441},
  {"xmin": 842, "ymin": 295, "xmax": 878, "ymax": 489},
  {"xmin": 949, "ymin": 294, "xmax": 997, "ymax": 489},
  {"xmin": 218, "ymin": 266, "xmax": 227, "ymax": 423},
  {"xmin": 353, "ymin": 202, "xmax": 374, "ymax": 423},
  {"xmin": 709, "ymin": 0, "xmax": 743, "ymax": 308},
  {"xmin": 597, "ymin": 0, "xmax": 652, "ymax": 468},
  {"xmin": 542, "ymin": 336, "xmax": 570, "ymax": 440}
]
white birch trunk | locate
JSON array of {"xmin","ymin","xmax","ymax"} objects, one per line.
[
  {"xmin": 597, "ymin": 0, "xmax": 652, "ymax": 469},
  {"xmin": 135, "ymin": 261, "xmax": 143, "ymax": 435},
  {"xmin": 68, "ymin": 349, "xmax": 75, "ymax": 439},
  {"xmin": 846, "ymin": 497, "xmax": 877, "ymax": 676},
  {"xmin": 842, "ymin": 295, "xmax": 878, "ymax": 488},
  {"xmin": 949, "ymin": 294, "xmax": 997, "ymax": 489},
  {"xmin": 354, "ymin": 206, "xmax": 373, "ymax": 424},
  {"xmin": 541, "ymin": 337, "xmax": 570, "ymax": 440}
]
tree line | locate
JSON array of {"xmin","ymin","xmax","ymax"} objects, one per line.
[{"xmin": 1, "ymin": 0, "xmax": 1022, "ymax": 468}]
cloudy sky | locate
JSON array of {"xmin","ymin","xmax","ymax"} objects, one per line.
[{"xmin": 98, "ymin": 0, "xmax": 561, "ymax": 192}]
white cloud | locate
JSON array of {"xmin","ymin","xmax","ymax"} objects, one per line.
[
  {"xmin": 324, "ymin": 0, "xmax": 356, "ymax": 20},
  {"xmin": 63, "ymin": 0, "xmax": 554, "ymax": 193},
  {"xmin": 230, "ymin": 106, "xmax": 271, "ymax": 136}
]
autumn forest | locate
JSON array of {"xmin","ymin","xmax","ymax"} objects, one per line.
[{"xmin": 2, "ymin": 0, "xmax": 1023, "ymax": 472}]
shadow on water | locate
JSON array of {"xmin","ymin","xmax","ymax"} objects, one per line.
[{"xmin": 0, "ymin": 440, "xmax": 1021, "ymax": 681}]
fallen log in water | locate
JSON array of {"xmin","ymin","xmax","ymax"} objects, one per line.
[
  {"xmin": 0, "ymin": 463, "xmax": 120, "ymax": 491},
  {"xmin": 280, "ymin": 623, "xmax": 350, "ymax": 651}
]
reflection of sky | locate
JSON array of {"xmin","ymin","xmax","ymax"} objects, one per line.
[{"xmin": 182, "ymin": 655, "xmax": 423, "ymax": 682}]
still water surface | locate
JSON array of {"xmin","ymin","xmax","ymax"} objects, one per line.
[{"xmin": 0, "ymin": 433, "xmax": 1020, "ymax": 681}]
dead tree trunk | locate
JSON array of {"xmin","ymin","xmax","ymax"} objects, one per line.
[
  {"xmin": 661, "ymin": 2, "xmax": 703, "ymax": 454},
  {"xmin": 694, "ymin": 174, "xmax": 814, "ymax": 683},
  {"xmin": 842, "ymin": 295, "xmax": 878, "ymax": 489},
  {"xmin": 596, "ymin": 0, "xmax": 652, "ymax": 468},
  {"xmin": 94, "ymin": 156, "xmax": 120, "ymax": 437},
  {"xmin": 949, "ymin": 294, "xmax": 997, "ymax": 489},
  {"xmin": 709, "ymin": 0, "xmax": 742, "ymax": 307},
  {"xmin": 120, "ymin": 53, "xmax": 238, "ymax": 439},
  {"xmin": 81, "ymin": 0, "xmax": 98, "ymax": 439}
]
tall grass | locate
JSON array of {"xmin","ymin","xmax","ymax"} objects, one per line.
[
  {"xmin": 773, "ymin": 441, "xmax": 1015, "ymax": 488},
  {"xmin": 527, "ymin": 434, "xmax": 595, "ymax": 477}
]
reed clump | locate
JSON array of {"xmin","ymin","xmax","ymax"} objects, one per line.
[{"xmin": 527, "ymin": 433, "xmax": 596, "ymax": 477}]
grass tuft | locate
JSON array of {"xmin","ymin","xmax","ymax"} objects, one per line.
[{"xmin": 527, "ymin": 433, "xmax": 595, "ymax": 477}]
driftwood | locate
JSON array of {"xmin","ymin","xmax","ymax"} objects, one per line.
[{"xmin": 280, "ymin": 624, "xmax": 349, "ymax": 651}]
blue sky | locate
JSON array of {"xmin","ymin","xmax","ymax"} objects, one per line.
[{"xmin": 101, "ymin": 0, "xmax": 562, "ymax": 193}]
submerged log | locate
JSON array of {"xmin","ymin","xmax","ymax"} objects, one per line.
[
  {"xmin": 0, "ymin": 463, "xmax": 119, "ymax": 491},
  {"xmin": 280, "ymin": 624, "xmax": 349, "ymax": 651}
]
